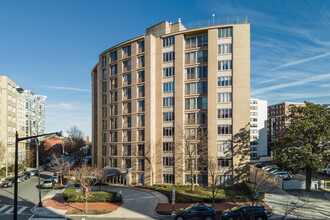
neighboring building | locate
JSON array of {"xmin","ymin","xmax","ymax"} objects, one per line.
[
  {"xmin": 0, "ymin": 76, "xmax": 26, "ymax": 168},
  {"xmin": 267, "ymin": 102, "xmax": 305, "ymax": 155},
  {"xmin": 92, "ymin": 18, "xmax": 250, "ymax": 186},
  {"xmin": 250, "ymin": 98, "xmax": 267, "ymax": 160}
]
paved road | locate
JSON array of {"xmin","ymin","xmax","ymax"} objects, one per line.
[{"xmin": 0, "ymin": 170, "xmax": 54, "ymax": 220}]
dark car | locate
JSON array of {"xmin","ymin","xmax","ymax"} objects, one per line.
[
  {"xmin": 39, "ymin": 166, "xmax": 46, "ymax": 172},
  {"xmin": 220, "ymin": 205, "xmax": 268, "ymax": 220},
  {"xmin": 30, "ymin": 169, "xmax": 38, "ymax": 176},
  {"xmin": 17, "ymin": 175, "xmax": 25, "ymax": 183},
  {"xmin": 0, "ymin": 178, "xmax": 14, "ymax": 188},
  {"xmin": 254, "ymin": 163, "xmax": 266, "ymax": 168},
  {"xmin": 24, "ymin": 171, "xmax": 31, "ymax": 179},
  {"xmin": 171, "ymin": 203, "xmax": 217, "ymax": 220}
]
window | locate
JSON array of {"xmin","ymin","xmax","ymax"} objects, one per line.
[
  {"xmin": 102, "ymin": 133, "xmax": 107, "ymax": 142},
  {"xmin": 218, "ymin": 27, "xmax": 233, "ymax": 38},
  {"xmin": 102, "ymin": 107, "xmax": 107, "ymax": 117},
  {"xmin": 185, "ymin": 82, "xmax": 207, "ymax": 95},
  {"xmin": 111, "ymin": 51, "xmax": 117, "ymax": 62},
  {"xmin": 217, "ymin": 141, "xmax": 232, "ymax": 151},
  {"xmin": 138, "ymin": 86, "xmax": 145, "ymax": 97},
  {"xmin": 163, "ymin": 157, "xmax": 174, "ymax": 166},
  {"xmin": 103, "ymin": 82, "xmax": 107, "ymax": 92},
  {"xmin": 124, "ymin": 159, "xmax": 131, "ymax": 168},
  {"xmin": 123, "ymin": 74, "xmax": 131, "ymax": 86},
  {"xmin": 218, "ymin": 60, "xmax": 232, "ymax": 71},
  {"xmin": 102, "ymin": 120, "xmax": 107, "ymax": 130},
  {"xmin": 163, "ymin": 112, "xmax": 175, "ymax": 121},
  {"xmin": 218, "ymin": 76, "xmax": 232, "ymax": 87},
  {"xmin": 137, "ymin": 173, "xmax": 144, "ymax": 184},
  {"xmin": 111, "ymin": 65, "xmax": 117, "ymax": 76},
  {"xmin": 110, "ymin": 78, "xmax": 117, "ymax": 89},
  {"xmin": 110, "ymin": 91, "xmax": 117, "ymax": 102},
  {"xmin": 102, "ymin": 69, "xmax": 107, "ymax": 79},
  {"xmin": 138, "ymin": 41, "xmax": 144, "ymax": 53},
  {"xmin": 110, "ymin": 145, "xmax": 117, "ymax": 155},
  {"xmin": 138, "ymin": 129, "xmax": 145, "ymax": 141},
  {"xmin": 163, "ymin": 82, "xmax": 175, "ymax": 92},
  {"xmin": 138, "ymin": 100, "xmax": 145, "ymax": 112},
  {"xmin": 218, "ymin": 158, "xmax": 232, "ymax": 167},
  {"xmin": 185, "ymin": 66, "xmax": 207, "ymax": 80},
  {"xmin": 123, "ymin": 130, "xmax": 131, "ymax": 142},
  {"xmin": 163, "ymin": 174, "xmax": 175, "ymax": 184},
  {"xmin": 185, "ymin": 97, "xmax": 207, "ymax": 110},
  {"xmin": 123, "ymin": 88, "xmax": 131, "ymax": 100},
  {"xmin": 138, "ymin": 159, "xmax": 145, "ymax": 171},
  {"xmin": 123, "ymin": 116, "xmax": 131, "ymax": 128},
  {"xmin": 163, "ymin": 142, "xmax": 174, "ymax": 152},
  {"xmin": 163, "ymin": 127, "xmax": 175, "ymax": 136},
  {"xmin": 218, "ymin": 93, "xmax": 232, "ymax": 103},
  {"xmin": 110, "ymin": 118, "xmax": 117, "ymax": 129},
  {"xmin": 163, "ymin": 97, "xmax": 175, "ymax": 107},
  {"xmin": 123, "ymin": 60, "xmax": 131, "ymax": 72},
  {"xmin": 102, "ymin": 95, "xmax": 107, "ymax": 104},
  {"xmin": 218, "ymin": 175, "xmax": 233, "ymax": 186},
  {"xmin": 102, "ymin": 55, "xmax": 106, "ymax": 66},
  {"xmin": 250, "ymin": 112, "xmax": 258, "ymax": 116},
  {"xmin": 138, "ymin": 144, "xmax": 145, "ymax": 156},
  {"xmin": 163, "ymin": 36, "xmax": 175, "ymax": 47},
  {"xmin": 185, "ymin": 112, "xmax": 207, "ymax": 125},
  {"xmin": 123, "ymin": 145, "xmax": 131, "ymax": 156},
  {"xmin": 163, "ymin": 67, "xmax": 175, "ymax": 78},
  {"xmin": 138, "ymin": 114, "xmax": 145, "ymax": 127},
  {"xmin": 218, "ymin": 44, "xmax": 232, "ymax": 54},
  {"xmin": 123, "ymin": 102, "xmax": 131, "ymax": 114},
  {"xmin": 163, "ymin": 52, "xmax": 175, "ymax": 62},
  {"xmin": 218, "ymin": 125, "xmax": 232, "ymax": 135},
  {"xmin": 250, "ymin": 106, "xmax": 258, "ymax": 110},
  {"xmin": 138, "ymin": 71, "xmax": 145, "ymax": 83},
  {"xmin": 185, "ymin": 35, "xmax": 208, "ymax": 49},
  {"xmin": 138, "ymin": 56, "xmax": 145, "ymax": 68},
  {"xmin": 123, "ymin": 45, "xmax": 131, "ymax": 58},
  {"xmin": 218, "ymin": 109, "xmax": 232, "ymax": 118},
  {"xmin": 185, "ymin": 50, "xmax": 208, "ymax": 64},
  {"xmin": 110, "ymin": 158, "xmax": 118, "ymax": 167}
]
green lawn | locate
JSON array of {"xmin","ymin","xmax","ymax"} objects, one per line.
[{"xmin": 150, "ymin": 181, "xmax": 264, "ymax": 203}]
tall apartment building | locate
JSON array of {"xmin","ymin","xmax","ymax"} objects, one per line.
[
  {"xmin": 92, "ymin": 18, "xmax": 250, "ymax": 186},
  {"xmin": 0, "ymin": 76, "xmax": 26, "ymax": 168},
  {"xmin": 250, "ymin": 98, "xmax": 267, "ymax": 160},
  {"xmin": 267, "ymin": 102, "xmax": 305, "ymax": 155}
]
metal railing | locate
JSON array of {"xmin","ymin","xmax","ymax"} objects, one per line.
[{"xmin": 183, "ymin": 16, "xmax": 248, "ymax": 30}]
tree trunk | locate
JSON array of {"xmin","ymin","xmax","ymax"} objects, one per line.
[
  {"xmin": 191, "ymin": 169, "xmax": 194, "ymax": 192},
  {"xmin": 306, "ymin": 166, "xmax": 312, "ymax": 191}
]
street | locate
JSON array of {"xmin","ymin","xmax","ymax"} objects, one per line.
[{"xmin": 0, "ymin": 170, "xmax": 57, "ymax": 220}]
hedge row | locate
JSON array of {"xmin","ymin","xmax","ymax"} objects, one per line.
[{"xmin": 62, "ymin": 187, "xmax": 121, "ymax": 203}]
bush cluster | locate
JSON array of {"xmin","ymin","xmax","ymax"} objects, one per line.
[{"xmin": 62, "ymin": 187, "xmax": 121, "ymax": 203}]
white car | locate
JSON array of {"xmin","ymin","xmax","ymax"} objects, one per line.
[
  {"xmin": 276, "ymin": 171, "xmax": 293, "ymax": 180},
  {"xmin": 321, "ymin": 165, "xmax": 330, "ymax": 175}
]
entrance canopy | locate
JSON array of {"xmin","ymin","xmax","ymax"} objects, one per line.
[{"xmin": 103, "ymin": 166, "xmax": 132, "ymax": 177}]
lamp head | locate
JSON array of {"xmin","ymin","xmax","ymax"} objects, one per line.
[{"xmin": 56, "ymin": 131, "xmax": 69, "ymax": 138}]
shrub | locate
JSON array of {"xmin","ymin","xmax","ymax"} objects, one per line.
[
  {"xmin": 242, "ymin": 181, "xmax": 265, "ymax": 200},
  {"xmin": 62, "ymin": 188, "xmax": 120, "ymax": 203}
]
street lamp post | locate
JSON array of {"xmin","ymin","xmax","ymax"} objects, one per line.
[{"xmin": 14, "ymin": 131, "xmax": 68, "ymax": 220}]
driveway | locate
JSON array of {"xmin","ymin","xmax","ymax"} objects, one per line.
[{"xmin": 92, "ymin": 185, "xmax": 167, "ymax": 219}]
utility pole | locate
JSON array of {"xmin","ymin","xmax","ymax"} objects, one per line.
[{"xmin": 36, "ymin": 138, "xmax": 42, "ymax": 207}]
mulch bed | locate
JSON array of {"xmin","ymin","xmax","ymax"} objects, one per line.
[{"xmin": 155, "ymin": 202, "xmax": 272, "ymax": 215}]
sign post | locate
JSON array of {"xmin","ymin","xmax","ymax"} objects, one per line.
[{"xmin": 172, "ymin": 188, "xmax": 176, "ymax": 211}]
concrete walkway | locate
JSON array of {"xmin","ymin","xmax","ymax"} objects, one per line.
[
  {"xmin": 92, "ymin": 185, "xmax": 168, "ymax": 219},
  {"xmin": 262, "ymin": 186, "xmax": 330, "ymax": 219}
]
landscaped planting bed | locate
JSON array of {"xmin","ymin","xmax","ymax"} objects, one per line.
[{"xmin": 62, "ymin": 187, "xmax": 122, "ymax": 203}]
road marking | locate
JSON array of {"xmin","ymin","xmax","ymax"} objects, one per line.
[
  {"xmin": 17, "ymin": 206, "xmax": 28, "ymax": 214},
  {"xmin": 4, "ymin": 207, "xmax": 14, "ymax": 213},
  {"xmin": 0, "ymin": 205, "xmax": 9, "ymax": 212},
  {"xmin": 28, "ymin": 214, "xmax": 34, "ymax": 220}
]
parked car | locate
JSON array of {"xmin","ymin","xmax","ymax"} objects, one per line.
[
  {"xmin": 51, "ymin": 176, "xmax": 59, "ymax": 184},
  {"xmin": 0, "ymin": 178, "xmax": 14, "ymax": 188},
  {"xmin": 276, "ymin": 171, "xmax": 293, "ymax": 180},
  {"xmin": 24, "ymin": 171, "xmax": 31, "ymax": 179},
  {"xmin": 17, "ymin": 175, "xmax": 25, "ymax": 182},
  {"xmin": 41, "ymin": 179, "xmax": 54, "ymax": 189},
  {"xmin": 269, "ymin": 168, "xmax": 279, "ymax": 174},
  {"xmin": 220, "ymin": 205, "xmax": 269, "ymax": 220},
  {"xmin": 39, "ymin": 166, "xmax": 46, "ymax": 172},
  {"xmin": 321, "ymin": 164, "xmax": 330, "ymax": 176},
  {"xmin": 171, "ymin": 203, "xmax": 217, "ymax": 220},
  {"xmin": 30, "ymin": 169, "xmax": 38, "ymax": 176}
]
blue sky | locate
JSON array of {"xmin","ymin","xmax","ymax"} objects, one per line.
[{"xmin": 1, "ymin": 0, "xmax": 329, "ymax": 138}]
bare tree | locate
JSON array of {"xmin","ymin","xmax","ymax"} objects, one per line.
[
  {"xmin": 53, "ymin": 156, "xmax": 70, "ymax": 185},
  {"xmin": 67, "ymin": 125, "xmax": 86, "ymax": 161},
  {"xmin": 72, "ymin": 164, "xmax": 104, "ymax": 191},
  {"xmin": 207, "ymin": 156, "xmax": 223, "ymax": 207},
  {"xmin": 176, "ymin": 126, "xmax": 208, "ymax": 192}
]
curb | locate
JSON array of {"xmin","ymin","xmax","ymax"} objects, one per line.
[
  {"xmin": 153, "ymin": 210, "xmax": 171, "ymax": 219},
  {"xmin": 30, "ymin": 205, "xmax": 63, "ymax": 218}
]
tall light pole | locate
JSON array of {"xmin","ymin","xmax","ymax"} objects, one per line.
[{"xmin": 14, "ymin": 131, "xmax": 68, "ymax": 220}]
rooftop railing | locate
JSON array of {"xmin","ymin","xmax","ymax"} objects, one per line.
[{"xmin": 183, "ymin": 16, "xmax": 248, "ymax": 30}]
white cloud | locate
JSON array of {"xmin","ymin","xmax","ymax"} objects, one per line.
[
  {"xmin": 41, "ymin": 85, "xmax": 91, "ymax": 92},
  {"xmin": 251, "ymin": 73, "xmax": 330, "ymax": 95}
]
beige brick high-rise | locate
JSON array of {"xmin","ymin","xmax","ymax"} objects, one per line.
[{"xmin": 92, "ymin": 18, "xmax": 250, "ymax": 186}]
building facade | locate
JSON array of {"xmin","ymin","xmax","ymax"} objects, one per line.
[
  {"xmin": 250, "ymin": 98, "xmax": 267, "ymax": 160},
  {"xmin": 267, "ymin": 102, "xmax": 305, "ymax": 155},
  {"xmin": 92, "ymin": 18, "xmax": 250, "ymax": 186}
]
